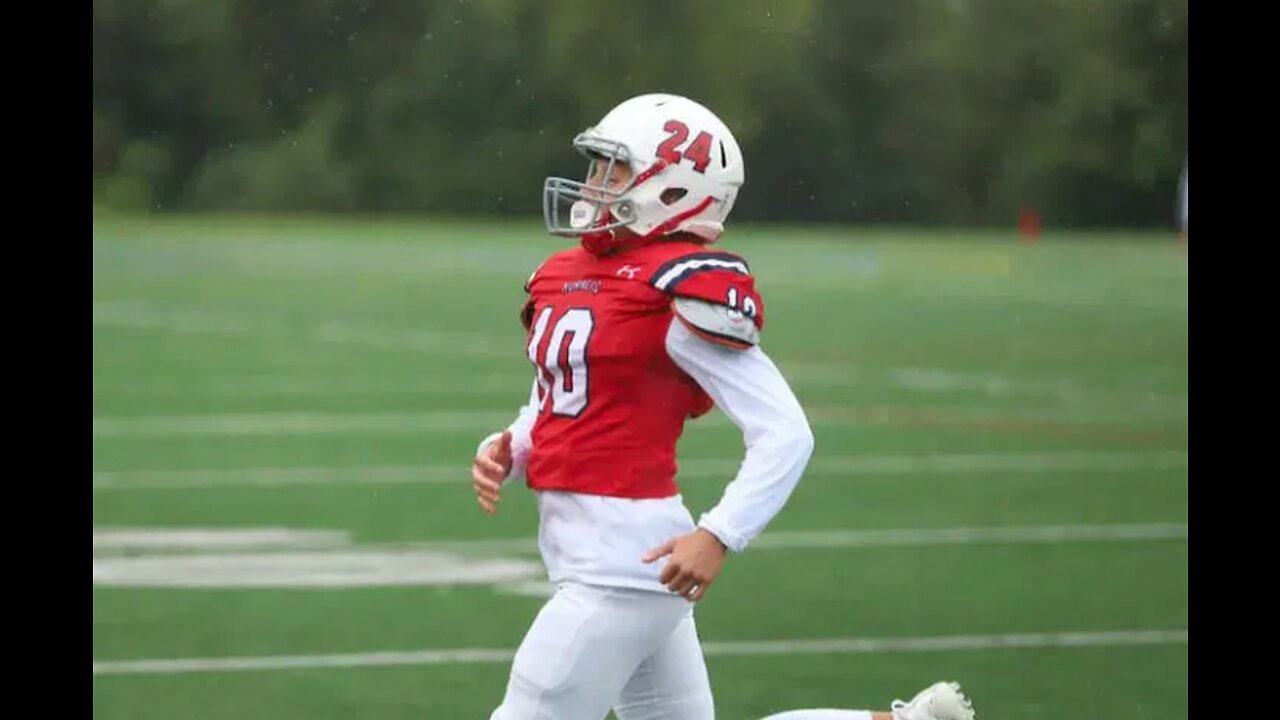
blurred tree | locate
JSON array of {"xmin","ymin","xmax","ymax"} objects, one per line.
[{"xmin": 92, "ymin": 0, "xmax": 1188, "ymax": 227}]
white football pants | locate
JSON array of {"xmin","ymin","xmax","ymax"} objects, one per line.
[{"xmin": 489, "ymin": 581, "xmax": 714, "ymax": 720}]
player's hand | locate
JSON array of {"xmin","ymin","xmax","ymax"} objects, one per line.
[
  {"xmin": 642, "ymin": 528, "xmax": 727, "ymax": 602},
  {"xmin": 471, "ymin": 430, "xmax": 512, "ymax": 515}
]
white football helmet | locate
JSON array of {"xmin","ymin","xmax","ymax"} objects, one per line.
[{"xmin": 543, "ymin": 93, "xmax": 745, "ymax": 255}]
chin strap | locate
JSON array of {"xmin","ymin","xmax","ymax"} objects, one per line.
[
  {"xmin": 579, "ymin": 207, "xmax": 622, "ymax": 255},
  {"xmin": 580, "ymin": 195, "xmax": 717, "ymax": 256}
]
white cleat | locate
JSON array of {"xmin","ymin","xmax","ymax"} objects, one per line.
[{"xmin": 890, "ymin": 681, "xmax": 976, "ymax": 720}]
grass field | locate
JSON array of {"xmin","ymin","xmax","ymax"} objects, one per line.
[{"xmin": 92, "ymin": 215, "xmax": 1189, "ymax": 719}]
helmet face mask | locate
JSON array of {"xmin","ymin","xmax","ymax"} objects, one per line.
[
  {"xmin": 541, "ymin": 94, "xmax": 745, "ymax": 255},
  {"xmin": 542, "ymin": 136, "xmax": 640, "ymax": 238}
]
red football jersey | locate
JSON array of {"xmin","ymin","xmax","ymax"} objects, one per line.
[{"xmin": 520, "ymin": 240, "xmax": 765, "ymax": 499}]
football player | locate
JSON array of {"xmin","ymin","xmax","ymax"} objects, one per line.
[{"xmin": 470, "ymin": 93, "xmax": 975, "ymax": 720}]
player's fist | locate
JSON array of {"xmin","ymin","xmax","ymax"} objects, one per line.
[
  {"xmin": 642, "ymin": 528, "xmax": 727, "ymax": 602},
  {"xmin": 471, "ymin": 430, "xmax": 513, "ymax": 515}
]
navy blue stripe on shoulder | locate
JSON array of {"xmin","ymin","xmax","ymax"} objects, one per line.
[{"xmin": 648, "ymin": 252, "xmax": 751, "ymax": 292}]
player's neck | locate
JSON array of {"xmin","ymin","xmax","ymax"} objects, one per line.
[{"xmin": 599, "ymin": 233, "xmax": 710, "ymax": 258}]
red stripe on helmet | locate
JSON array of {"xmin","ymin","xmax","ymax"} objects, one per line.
[{"xmin": 641, "ymin": 196, "xmax": 716, "ymax": 241}]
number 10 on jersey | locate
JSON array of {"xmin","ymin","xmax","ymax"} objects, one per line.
[{"xmin": 527, "ymin": 306, "xmax": 596, "ymax": 417}]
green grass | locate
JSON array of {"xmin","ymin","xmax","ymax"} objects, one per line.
[{"xmin": 92, "ymin": 215, "xmax": 1188, "ymax": 719}]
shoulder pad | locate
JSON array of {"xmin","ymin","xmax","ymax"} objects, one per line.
[
  {"xmin": 649, "ymin": 250, "xmax": 764, "ymax": 331},
  {"xmin": 673, "ymin": 296, "xmax": 760, "ymax": 350},
  {"xmin": 648, "ymin": 251, "xmax": 751, "ymax": 293}
]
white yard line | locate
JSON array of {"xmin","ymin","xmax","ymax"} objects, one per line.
[
  {"xmin": 92, "ymin": 629, "xmax": 1187, "ymax": 676},
  {"xmin": 91, "ymin": 367, "xmax": 1186, "ymax": 417},
  {"xmin": 90, "ymin": 404, "xmax": 1190, "ymax": 437},
  {"xmin": 93, "ymin": 301, "xmax": 512, "ymax": 358},
  {"xmin": 93, "ymin": 374, "xmax": 534, "ymax": 398},
  {"xmin": 91, "ymin": 411, "xmax": 517, "ymax": 437},
  {"xmin": 742, "ymin": 523, "xmax": 1188, "ymax": 550},
  {"xmin": 94, "ymin": 303, "xmax": 1185, "ymax": 410},
  {"xmin": 92, "ymin": 451, "xmax": 1188, "ymax": 490},
  {"xmin": 89, "ymin": 523, "xmax": 1188, "ymax": 559},
  {"xmin": 92, "ymin": 528, "xmax": 346, "ymax": 551},
  {"xmin": 398, "ymin": 523, "xmax": 1187, "ymax": 556}
]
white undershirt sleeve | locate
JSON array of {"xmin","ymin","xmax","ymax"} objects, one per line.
[
  {"xmin": 475, "ymin": 380, "xmax": 539, "ymax": 484},
  {"xmin": 664, "ymin": 319, "xmax": 815, "ymax": 552}
]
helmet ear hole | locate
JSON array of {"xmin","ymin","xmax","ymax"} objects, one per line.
[
  {"xmin": 660, "ymin": 188, "xmax": 688, "ymax": 206},
  {"xmin": 719, "ymin": 141, "xmax": 728, "ymax": 169}
]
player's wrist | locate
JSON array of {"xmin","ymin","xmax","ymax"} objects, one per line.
[
  {"xmin": 695, "ymin": 527, "xmax": 728, "ymax": 553},
  {"xmin": 475, "ymin": 431, "xmax": 504, "ymax": 459}
]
